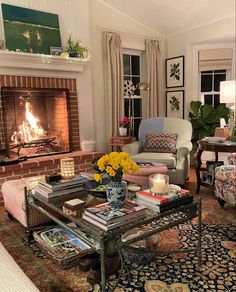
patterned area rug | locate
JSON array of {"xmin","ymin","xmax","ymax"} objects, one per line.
[{"xmin": 0, "ymin": 197, "xmax": 235, "ymax": 292}]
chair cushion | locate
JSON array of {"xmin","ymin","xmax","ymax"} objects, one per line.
[
  {"xmin": 131, "ymin": 152, "xmax": 176, "ymax": 169},
  {"xmin": 215, "ymin": 165, "xmax": 236, "ymax": 186},
  {"xmin": 143, "ymin": 133, "xmax": 178, "ymax": 153},
  {"xmin": 215, "ymin": 180, "xmax": 236, "ymax": 206}
]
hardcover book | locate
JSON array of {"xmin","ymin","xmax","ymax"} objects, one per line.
[
  {"xmin": 135, "ymin": 195, "xmax": 193, "ymax": 213},
  {"xmin": 136, "ymin": 189, "xmax": 191, "ymax": 205},
  {"xmin": 39, "ymin": 175, "xmax": 88, "ymax": 191},
  {"xmin": 82, "ymin": 213, "xmax": 145, "ymax": 231},
  {"xmin": 84, "ymin": 201, "xmax": 147, "ymax": 225}
]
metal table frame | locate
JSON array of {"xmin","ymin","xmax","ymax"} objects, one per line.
[{"xmin": 25, "ymin": 187, "xmax": 202, "ymax": 292}]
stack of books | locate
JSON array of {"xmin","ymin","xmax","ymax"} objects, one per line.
[
  {"xmin": 82, "ymin": 201, "xmax": 147, "ymax": 231},
  {"xmin": 135, "ymin": 188, "xmax": 193, "ymax": 213},
  {"xmin": 34, "ymin": 175, "xmax": 88, "ymax": 202}
]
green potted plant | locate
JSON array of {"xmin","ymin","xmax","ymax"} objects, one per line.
[
  {"xmin": 65, "ymin": 35, "xmax": 89, "ymax": 58},
  {"xmin": 189, "ymin": 101, "xmax": 229, "ymax": 146}
]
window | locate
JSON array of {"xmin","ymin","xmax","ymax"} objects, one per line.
[
  {"xmin": 200, "ymin": 70, "xmax": 226, "ymax": 108},
  {"xmin": 123, "ymin": 52, "xmax": 141, "ymax": 138}
]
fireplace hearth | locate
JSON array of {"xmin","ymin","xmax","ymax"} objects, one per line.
[{"xmin": 1, "ymin": 87, "xmax": 72, "ymax": 159}]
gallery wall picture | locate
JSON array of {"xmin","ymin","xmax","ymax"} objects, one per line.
[
  {"xmin": 1, "ymin": 3, "xmax": 61, "ymax": 55},
  {"xmin": 166, "ymin": 55, "xmax": 184, "ymax": 88},
  {"xmin": 166, "ymin": 90, "xmax": 184, "ymax": 119}
]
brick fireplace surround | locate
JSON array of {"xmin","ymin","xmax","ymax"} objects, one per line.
[{"xmin": 0, "ymin": 74, "xmax": 103, "ymax": 206}]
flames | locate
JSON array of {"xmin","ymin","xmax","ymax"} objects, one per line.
[{"xmin": 11, "ymin": 101, "xmax": 46, "ymax": 143}]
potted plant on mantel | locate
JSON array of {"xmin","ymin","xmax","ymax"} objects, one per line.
[
  {"xmin": 65, "ymin": 35, "xmax": 89, "ymax": 58},
  {"xmin": 189, "ymin": 100, "xmax": 229, "ymax": 164}
]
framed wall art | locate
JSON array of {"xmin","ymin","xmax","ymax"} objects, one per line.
[
  {"xmin": 166, "ymin": 90, "xmax": 184, "ymax": 119},
  {"xmin": 166, "ymin": 55, "xmax": 184, "ymax": 88},
  {"xmin": 1, "ymin": 3, "xmax": 61, "ymax": 55}
]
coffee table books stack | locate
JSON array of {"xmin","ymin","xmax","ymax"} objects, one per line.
[
  {"xmin": 34, "ymin": 175, "xmax": 88, "ymax": 203},
  {"xmin": 135, "ymin": 188, "xmax": 193, "ymax": 213},
  {"xmin": 82, "ymin": 201, "xmax": 147, "ymax": 231}
]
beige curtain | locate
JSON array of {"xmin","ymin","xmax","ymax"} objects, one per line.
[
  {"xmin": 102, "ymin": 32, "xmax": 123, "ymax": 137},
  {"xmin": 145, "ymin": 39, "xmax": 160, "ymax": 117}
]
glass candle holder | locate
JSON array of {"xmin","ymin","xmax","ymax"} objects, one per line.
[
  {"xmin": 60, "ymin": 158, "xmax": 75, "ymax": 180},
  {"xmin": 149, "ymin": 174, "xmax": 169, "ymax": 196}
]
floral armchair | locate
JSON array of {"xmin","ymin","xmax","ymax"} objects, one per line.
[{"xmin": 214, "ymin": 153, "xmax": 236, "ymax": 207}]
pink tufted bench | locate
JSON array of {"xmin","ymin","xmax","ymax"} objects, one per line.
[{"xmin": 2, "ymin": 179, "xmax": 51, "ymax": 227}]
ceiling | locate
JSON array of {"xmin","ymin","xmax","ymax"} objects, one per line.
[{"xmin": 100, "ymin": 0, "xmax": 235, "ymax": 36}]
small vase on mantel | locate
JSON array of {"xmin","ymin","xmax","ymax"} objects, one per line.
[{"xmin": 119, "ymin": 127, "xmax": 127, "ymax": 136}]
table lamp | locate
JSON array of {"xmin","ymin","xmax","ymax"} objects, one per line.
[{"xmin": 220, "ymin": 80, "xmax": 236, "ymax": 142}]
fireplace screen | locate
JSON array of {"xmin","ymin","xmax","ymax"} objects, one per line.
[{"xmin": 1, "ymin": 87, "xmax": 72, "ymax": 158}]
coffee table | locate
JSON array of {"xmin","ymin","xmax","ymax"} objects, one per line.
[{"xmin": 24, "ymin": 180, "xmax": 202, "ymax": 292}]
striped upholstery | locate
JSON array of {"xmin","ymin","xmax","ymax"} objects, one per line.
[{"xmin": 0, "ymin": 242, "xmax": 39, "ymax": 291}]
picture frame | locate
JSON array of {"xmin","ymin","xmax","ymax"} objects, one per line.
[
  {"xmin": 50, "ymin": 46, "xmax": 63, "ymax": 56},
  {"xmin": 166, "ymin": 55, "xmax": 184, "ymax": 88},
  {"xmin": 166, "ymin": 90, "xmax": 184, "ymax": 119},
  {"xmin": 1, "ymin": 3, "xmax": 61, "ymax": 55},
  {"xmin": 0, "ymin": 39, "xmax": 5, "ymax": 50}
]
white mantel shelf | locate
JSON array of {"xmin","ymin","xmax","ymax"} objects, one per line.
[{"xmin": 0, "ymin": 50, "xmax": 89, "ymax": 76}]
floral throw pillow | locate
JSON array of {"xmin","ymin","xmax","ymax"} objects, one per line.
[{"xmin": 143, "ymin": 133, "xmax": 178, "ymax": 153}]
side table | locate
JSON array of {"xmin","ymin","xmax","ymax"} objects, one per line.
[
  {"xmin": 109, "ymin": 136, "xmax": 132, "ymax": 151},
  {"xmin": 195, "ymin": 139, "xmax": 236, "ymax": 193}
]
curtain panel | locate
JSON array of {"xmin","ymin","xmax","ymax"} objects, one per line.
[
  {"xmin": 145, "ymin": 39, "xmax": 160, "ymax": 117},
  {"xmin": 102, "ymin": 32, "xmax": 123, "ymax": 138}
]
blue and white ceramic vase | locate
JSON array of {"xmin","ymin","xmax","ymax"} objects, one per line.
[{"xmin": 106, "ymin": 181, "xmax": 127, "ymax": 209}]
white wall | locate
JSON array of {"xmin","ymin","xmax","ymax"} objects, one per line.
[
  {"xmin": 0, "ymin": 0, "xmax": 94, "ymax": 144},
  {"xmin": 89, "ymin": 0, "xmax": 165, "ymax": 152},
  {"xmin": 166, "ymin": 17, "xmax": 236, "ymax": 120}
]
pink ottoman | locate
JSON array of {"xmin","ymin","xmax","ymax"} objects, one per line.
[
  {"xmin": 2, "ymin": 179, "xmax": 51, "ymax": 227},
  {"xmin": 123, "ymin": 164, "xmax": 168, "ymax": 186}
]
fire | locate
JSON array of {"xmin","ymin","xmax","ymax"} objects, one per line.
[{"xmin": 11, "ymin": 101, "xmax": 46, "ymax": 143}]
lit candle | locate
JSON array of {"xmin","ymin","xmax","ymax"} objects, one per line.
[{"xmin": 153, "ymin": 178, "xmax": 166, "ymax": 193}]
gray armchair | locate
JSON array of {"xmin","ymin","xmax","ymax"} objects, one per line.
[{"xmin": 122, "ymin": 117, "xmax": 193, "ymax": 185}]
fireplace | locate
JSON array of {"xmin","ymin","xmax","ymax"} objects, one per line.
[{"xmin": 1, "ymin": 87, "xmax": 72, "ymax": 158}]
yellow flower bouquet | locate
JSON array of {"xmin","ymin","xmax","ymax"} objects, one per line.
[{"xmin": 94, "ymin": 151, "xmax": 140, "ymax": 183}]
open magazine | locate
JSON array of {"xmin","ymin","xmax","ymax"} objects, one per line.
[{"xmin": 40, "ymin": 228, "xmax": 91, "ymax": 257}]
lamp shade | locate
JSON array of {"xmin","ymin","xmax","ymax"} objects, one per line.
[{"xmin": 220, "ymin": 80, "xmax": 236, "ymax": 104}]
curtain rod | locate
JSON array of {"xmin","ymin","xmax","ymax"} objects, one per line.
[{"xmin": 96, "ymin": 25, "xmax": 162, "ymax": 41}]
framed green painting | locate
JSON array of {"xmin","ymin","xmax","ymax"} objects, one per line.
[{"xmin": 1, "ymin": 3, "xmax": 61, "ymax": 55}]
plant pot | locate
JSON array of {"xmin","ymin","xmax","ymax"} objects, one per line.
[
  {"xmin": 119, "ymin": 127, "xmax": 127, "ymax": 136},
  {"xmin": 106, "ymin": 181, "xmax": 127, "ymax": 209},
  {"xmin": 68, "ymin": 50, "xmax": 77, "ymax": 58}
]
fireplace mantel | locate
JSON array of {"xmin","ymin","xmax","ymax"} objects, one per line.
[{"xmin": 0, "ymin": 50, "xmax": 89, "ymax": 77}]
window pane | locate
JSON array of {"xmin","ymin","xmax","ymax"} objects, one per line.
[
  {"xmin": 131, "ymin": 55, "xmax": 140, "ymax": 75},
  {"xmin": 132, "ymin": 77, "xmax": 140, "ymax": 95},
  {"xmin": 133, "ymin": 99, "xmax": 141, "ymax": 117},
  {"xmin": 204, "ymin": 95, "xmax": 213, "ymax": 105},
  {"xmin": 133, "ymin": 118, "xmax": 141, "ymax": 139},
  {"xmin": 214, "ymin": 74, "xmax": 226, "ymax": 91},
  {"xmin": 201, "ymin": 74, "xmax": 212, "ymax": 92},
  {"xmin": 123, "ymin": 54, "xmax": 130, "ymax": 75},
  {"xmin": 202, "ymin": 70, "xmax": 213, "ymax": 74},
  {"xmin": 214, "ymin": 94, "xmax": 220, "ymax": 108},
  {"xmin": 214, "ymin": 70, "xmax": 226, "ymax": 73},
  {"xmin": 124, "ymin": 99, "xmax": 129, "ymax": 117}
]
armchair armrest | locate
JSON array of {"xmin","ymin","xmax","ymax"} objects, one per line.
[
  {"xmin": 121, "ymin": 141, "xmax": 142, "ymax": 156},
  {"xmin": 176, "ymin": 142, "xmax": 193, "ymax": 160}
]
